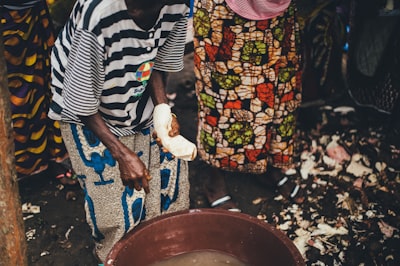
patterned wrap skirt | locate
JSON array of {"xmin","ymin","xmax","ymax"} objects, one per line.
[
  {"xmin": 60, "ymin": 123, "xmax": 190, "ymax": 261},
  {"xmin": 193, "ymin": 0, "xmax": 303, "ymax": 174},
  {"xmin": 1, "ymin": 0, "xmax": 68, "ymax": 179}
]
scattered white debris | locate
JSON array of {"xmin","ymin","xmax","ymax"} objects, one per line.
[
  {"xmin": 333, "ymin": 106, "xmax": 355, "ymax": 115},
  {"xmin": 255, "ymin": 103, "xmax": 400, "ymax": 264},
  {"xmin": 22, "ymin": 203, "xmax": 40, "ymax": 214},
  {"xmin": 366, "ymin": 174, "xmax": 378, "ymax": 186},
  {"xmin": 326, "ymin": 135, "xmax": 351, "ymax": 164},
  {"xmin": 26, "ymin": 229, "xmax": 36, "ymax": 241},
  {"xmin": 308, "ymin": 238, "xmax": 326, "ymax": 255},
  {"xmin": 311, "ymin": 223, "xmax": 348, "ymax": 237},
  {"xmin": 300, "ymin": 153, "xmax": 316, "ymax": 179},
  {"xmin": 65, "ymin": 226, "xmax": 74, "ymax": 240},
  {"xmin": 273, "ymin": 194, "xmax": 284, "ymax": 201},
  {"xmin": 285, "ymin": 168, "xmax": 297, "ymax": 176},
  {"xmin": 252, "ymin": 197, "xmax": 264, "ymax": 205},
  {"xmin": 346, "ymin": 159, "xmax": 373, "ymax": 177},
  {"xmin": 322, "ymin": 155, "xmax": 337, "ymax": 168},
  {"xmin": 40, "ymin": 251, "xmax": 50, "ymax": 257},
  {"xmin": 293, "ymin": 228, "xmax": 311, "ymax": 257},
  {"xmin": 257, "ymin": 213, "xmax": 267, "ymax": 220},
  {"xmin": 278, "ymin": 221, "xmax": 292, "ymax": 231},
  {"xmin": 378, "ymin": 220, "xmax": 398, "ymax": 238},
  {"xmin": 23, "ymin": 214, "xmax": 34, "ymax": 221},
  {"xmin": 375, "ymin": 162, "xmax": 387, "ymax": 172}
]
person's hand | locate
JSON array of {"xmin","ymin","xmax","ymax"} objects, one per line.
[
  {"xmin": 78, "ymin": 112, "xmax": 152, "ymax": 192},
  {"xmin": 153, "ymin": 114, "xmax": 180, "ymax": 150},
  {"xmin": 117, "ymin": 147, "xmax": 151, "ymax": 193},
  {"xmin": 152, "ymin": 104, "xmax": 197, "ymax": 161},
  {"xmin": 169, "ymin": 114, "xmax": 180, "ymax": 137}
]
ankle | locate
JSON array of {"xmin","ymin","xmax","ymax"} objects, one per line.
[{"xmin": 267, "ymin": 166, "xmax": 285, "ymax": 183}]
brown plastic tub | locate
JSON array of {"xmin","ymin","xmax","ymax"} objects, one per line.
[{"xmin": 105, "ymin": 209, "xmax": 305, "ymax": 266}]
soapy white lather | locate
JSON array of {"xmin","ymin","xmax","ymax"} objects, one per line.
[{"xmin": 153, "ymin": 103, "xmax": 197, "ymax": 161}]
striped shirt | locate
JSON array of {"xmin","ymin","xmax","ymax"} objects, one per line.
[{"xmin": 49, "ymin": 0, "xmax": 189, "ymax": 136}]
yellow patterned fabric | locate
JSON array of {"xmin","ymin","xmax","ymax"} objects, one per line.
[
  {"xmin": 194, "ymin": 0, "xmax": 302, "ymax": 173},
  {"xmin": 1, "ymin": 1, "xmax": 68, "ymax": 179}
]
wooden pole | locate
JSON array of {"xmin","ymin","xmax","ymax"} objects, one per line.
[{"xmin": 0, "ymin": 27, "xmax": 28, "ymax": 266}]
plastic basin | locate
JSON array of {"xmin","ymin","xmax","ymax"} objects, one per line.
[{"xmin": 105, "ymin": 209, "xmax": 305, "ymax": 266}]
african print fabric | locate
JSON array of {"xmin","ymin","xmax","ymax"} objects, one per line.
[
  {"xmin": 1, "ymin": 1, "xmax": 68, "ymax": 179},
  {"xmin": 193, "ymin": 1, "xmax": 302, "ymax": 174},
  {"xmin": 60, "ymin": 123, "xmax": 189, "ymax": 261}
]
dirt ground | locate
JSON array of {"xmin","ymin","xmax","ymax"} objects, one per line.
[{"xmin": 19, "ymin": 51, "xmax": 400, "ymax": 266}]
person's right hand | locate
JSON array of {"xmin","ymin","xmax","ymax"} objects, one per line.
[
  {"xmin": 78, "ymin": 113, "xmax": 152, "ymax": 193},
  {"xmin": 117, "ymin": 146, "xmax": 151, "ymax": 193}
]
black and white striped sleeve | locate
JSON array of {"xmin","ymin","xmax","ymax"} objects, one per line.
[
  {"xmin": 61, "ymin": 29, "xmax": 105, "ymax": 118},
  {"xmin": 153, "ymin": 17, "xmax": 188, "ymax": 72}
]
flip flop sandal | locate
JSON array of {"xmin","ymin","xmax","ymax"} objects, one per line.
[
  {"xmin": 276, "ymin": 176, "xmax": 305, "ymax": 204},
  {"xmin": 210, "ymin": 195, "xmax": 241, "ymax": 212},
  {"xmin": 55, "ymin": 168, "xmax": 78, "ymax": 186}
]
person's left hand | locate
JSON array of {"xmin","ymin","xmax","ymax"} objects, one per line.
[
  {"xmin": 152, "ymin": 103, "xmax": 197, "ymax": 160},
  {"xmin": 153, "ymin": 114, "xmax": 180, "ymax": 150}
]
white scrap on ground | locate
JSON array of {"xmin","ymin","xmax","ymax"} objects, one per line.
[
  {"xmin": 22, "ymin": 202, "xmax": 40, "ymax": 214},
  {"xmin": 311, "ymin": 223, "xmax": 348, "ymax": 237}
]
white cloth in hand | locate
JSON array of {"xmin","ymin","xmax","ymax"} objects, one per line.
[{"xmin": 153, "ymin": 103, "xmax": 197, "ymax": 161}]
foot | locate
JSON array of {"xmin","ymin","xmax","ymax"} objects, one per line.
[
  {"xmin": 50, "ymin": 162, "xmax": 78, "ymax": 186},
  {"xmin": 210, "ymin": 195, "xmax": 241, "ymax": 212},
  {"xmin": 268, "ymin": 166, "xmax": 306, "ymax": 204},
  {"xmin": 203, "ymin": 167, "xmax": 241, "ymax": 212}
]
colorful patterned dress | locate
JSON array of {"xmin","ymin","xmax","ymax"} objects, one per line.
[
  {"xmin": 193, "ymin": 0, "xmax": 302, "ymax": 174},
  {"xmin": 1, "ymin": 0, "xmax": 68, "ymax": 179}
]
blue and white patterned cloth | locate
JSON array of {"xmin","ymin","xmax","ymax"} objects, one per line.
[{"xmin": 60, "ymin": 123, "xmax": 189, "ymax": 261}]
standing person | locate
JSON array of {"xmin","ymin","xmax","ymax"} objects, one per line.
[
  {"xmin": 1, "ymin": 0, "xmax": 76, "ymax": 185},
  {"xmin": 347, "ymin": 0, "xmax": 400, "ymax": 136},
  {"xmin": 49, "ymin": 0, "xmax": 195, "ymax": 262},
  {"xmin": 193, "ymin": 0, "xmax": 304, "ymax": 211},
  {"xmin": 301, "ymin": 0, "xmax": 347, "ymax": 103}
]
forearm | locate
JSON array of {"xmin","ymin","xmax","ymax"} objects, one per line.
[
  {"xmin": 79, "ymin": 112, "xmax": 150, "ymax": 191},
  {"xmin": 149, "ymin": 69, "xmax": 168, "ymax": 105},
  {"xmin": 78, "ymin": 112, "xmax": 127, "ymax": 160},
  {"xmin": 150, "ymin": 70, "xmax": 197, "ymax": 161}
]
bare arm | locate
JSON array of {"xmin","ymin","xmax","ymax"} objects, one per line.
[
  {"xmin": 149, "ymin": 69, "xmax": 168, "ymax": 105},
  {"xmin": 79, "ymin": 113, "xmax": 150, "ymax": 193},
  {"xmin": 149, "ymin": 70, "xmax": 180, "ymax": 137},
  {"xmin": 148, "ymin": 69, "xmax": 196, "ymax": 160},
  {"xmin": 76, "ymin": 71, "xmax": 172, "ymax": 192}
]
